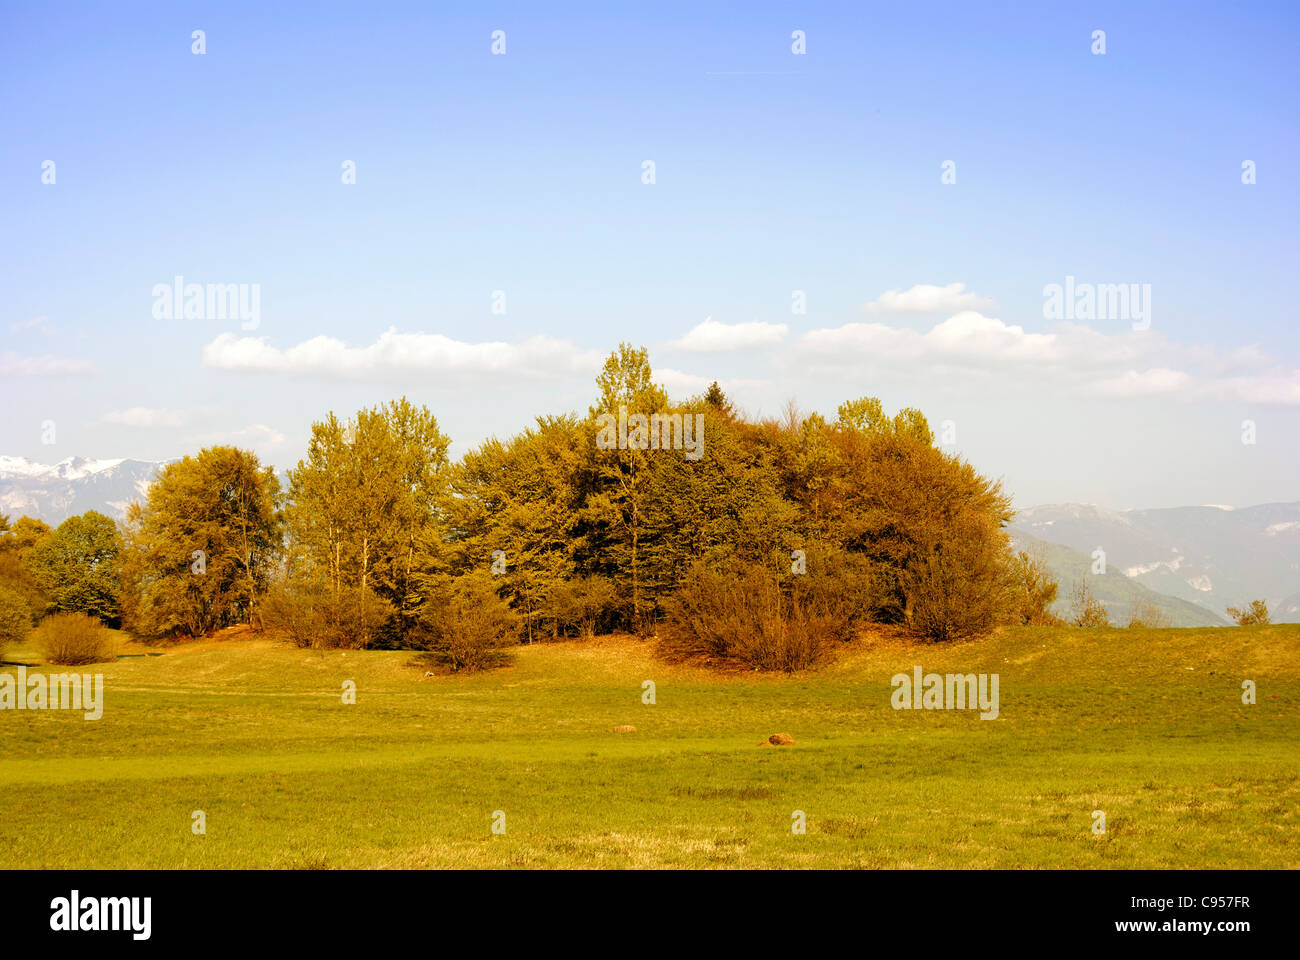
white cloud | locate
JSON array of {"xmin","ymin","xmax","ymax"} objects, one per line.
[
  {"xmin": 190, "ymin": 423, "xmax": 287, "ymax": 449},
  {"xmin": 94, "ymin": 406, "xmax": 225, "ymax": 428},
  {"xmin": 96, "ymin": 407, "xmax": 187, "ymax": 428},
  {"xmin": 798, "ymin": 311, "xmax": 1300, "ymax": 405},
  {"xmin": 1202, "ymin": 371, "xmax": 1300, "ymax": 405},
  {"xmin": 667, "ymin": 317, "xmax": 789, "ymax": 353},
  {"xmin": 0, "ymin": 351, "xmax": 92, "ymax": 376},
  {"xmin": 801, "ymin": 311, "xmax": 1056, "ymax": 364},
  {"xmin": 1093, "ymin": 368, "xmax": 1191, "ymax": 397},
  {"xmin": 863, "ymin": 282, "xmax": 993, "ymax": 315},
  {"xmin": 9, "ymin": 316, "xmax": 49, "ymax": 333},
  {"xmin": 200, "ymin": 328, "xmax": 602, "ymax": 380}
]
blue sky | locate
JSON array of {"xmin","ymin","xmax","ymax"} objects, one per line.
[{"xmin": 2, "ymin": 0, "xmax": 1297, "ymax": 509}]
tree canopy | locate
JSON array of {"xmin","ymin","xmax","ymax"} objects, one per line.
[{"xmin": 9, "ymin": 355, "xmax": 1031, "ymax": 654}]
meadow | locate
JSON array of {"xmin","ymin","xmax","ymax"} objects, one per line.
[{"xmin": 1, "ymin": 625, "xmax": 1296, "ymax": 869}]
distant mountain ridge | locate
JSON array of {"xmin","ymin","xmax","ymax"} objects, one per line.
[
  {"xmin": 1009, "ymin": 528, "xmax": 1227, "ymax": 627},
  {"xmin": 1012, "ymin": 501, "xmax": 1300, "ymax": 624},
  {"xmin": 0, "ymin": 456, "xmax": 167, "ymax": 524}
]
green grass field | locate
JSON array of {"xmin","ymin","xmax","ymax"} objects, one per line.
[{"xmin": 1, "ymin": 624, "xmax": 1296, "ymax": 869}]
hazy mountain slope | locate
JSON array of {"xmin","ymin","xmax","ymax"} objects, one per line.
[
  {"xmin": 1012, "ymin": 502, "xmax": 1300, "ymax": 623},
  {"xmin": 1275, "ymin": 591, "xmax": 1300, "ymax": 623},
  {"xmin": 1009, "ymin": 529, "xmax": 1227, "ymax": 627}
]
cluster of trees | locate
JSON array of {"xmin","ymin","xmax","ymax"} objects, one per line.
[
  {"xmin": 0, "ymin": 511, "xmax": 123, "ymax": 658},
  {"xmin": 4, "ymin": 344, "xmax": 1091, "ymax": 670}
]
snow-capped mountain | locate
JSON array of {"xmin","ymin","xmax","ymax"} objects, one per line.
[
  {"xmin": 0, "ymin": 456, "xmax": 167, "ymax": 524},
  {"xmin": 1012, "ymin": 502, "xmax": 1300, "ymax": 623}
]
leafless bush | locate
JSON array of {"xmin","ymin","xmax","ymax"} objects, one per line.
[
  {"xmin": 551, "ymin": 575, "xmax": 618, "ymax": 638},
  {"xmin": 34, "ymin": 612, "xmax": 117, "ymax": 665},
  {"xmin": 262, "ymin": 581, "xmax": 389, "ymax": 649},
  {"xmin": 1126, "ymin": 598, "xmax": 1171, "ymax": 628},
  {"xmin": 1069, "ymin": 580, "xmax": 1111, "ymax": 628},
  {"xmin": 412, "ymin": 575, "xmax": 520, "ymax": 672},
  {"xmin": 661, "ymin": 560, "xmax": 855, "ymax": 672},
  {"xmin": 1009, "ymin": 548, "xmax": 1062, "ymax": 625}
]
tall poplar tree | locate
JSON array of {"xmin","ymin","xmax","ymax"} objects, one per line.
[
  {"xmin": 583, "ymin": 343, "xmax": 669, "ymax": 631},
  {"xmin": 285, "ymin": 398, "xmax": 450, "ymax": 646}
]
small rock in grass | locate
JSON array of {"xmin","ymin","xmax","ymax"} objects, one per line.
[
  {"xmin": 613, "ymin": 725, "xmax": 636, "ymax": 733},
  {"xmin": 768, "ymin": 733, "xmax": 795, "ymax": 746}
]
